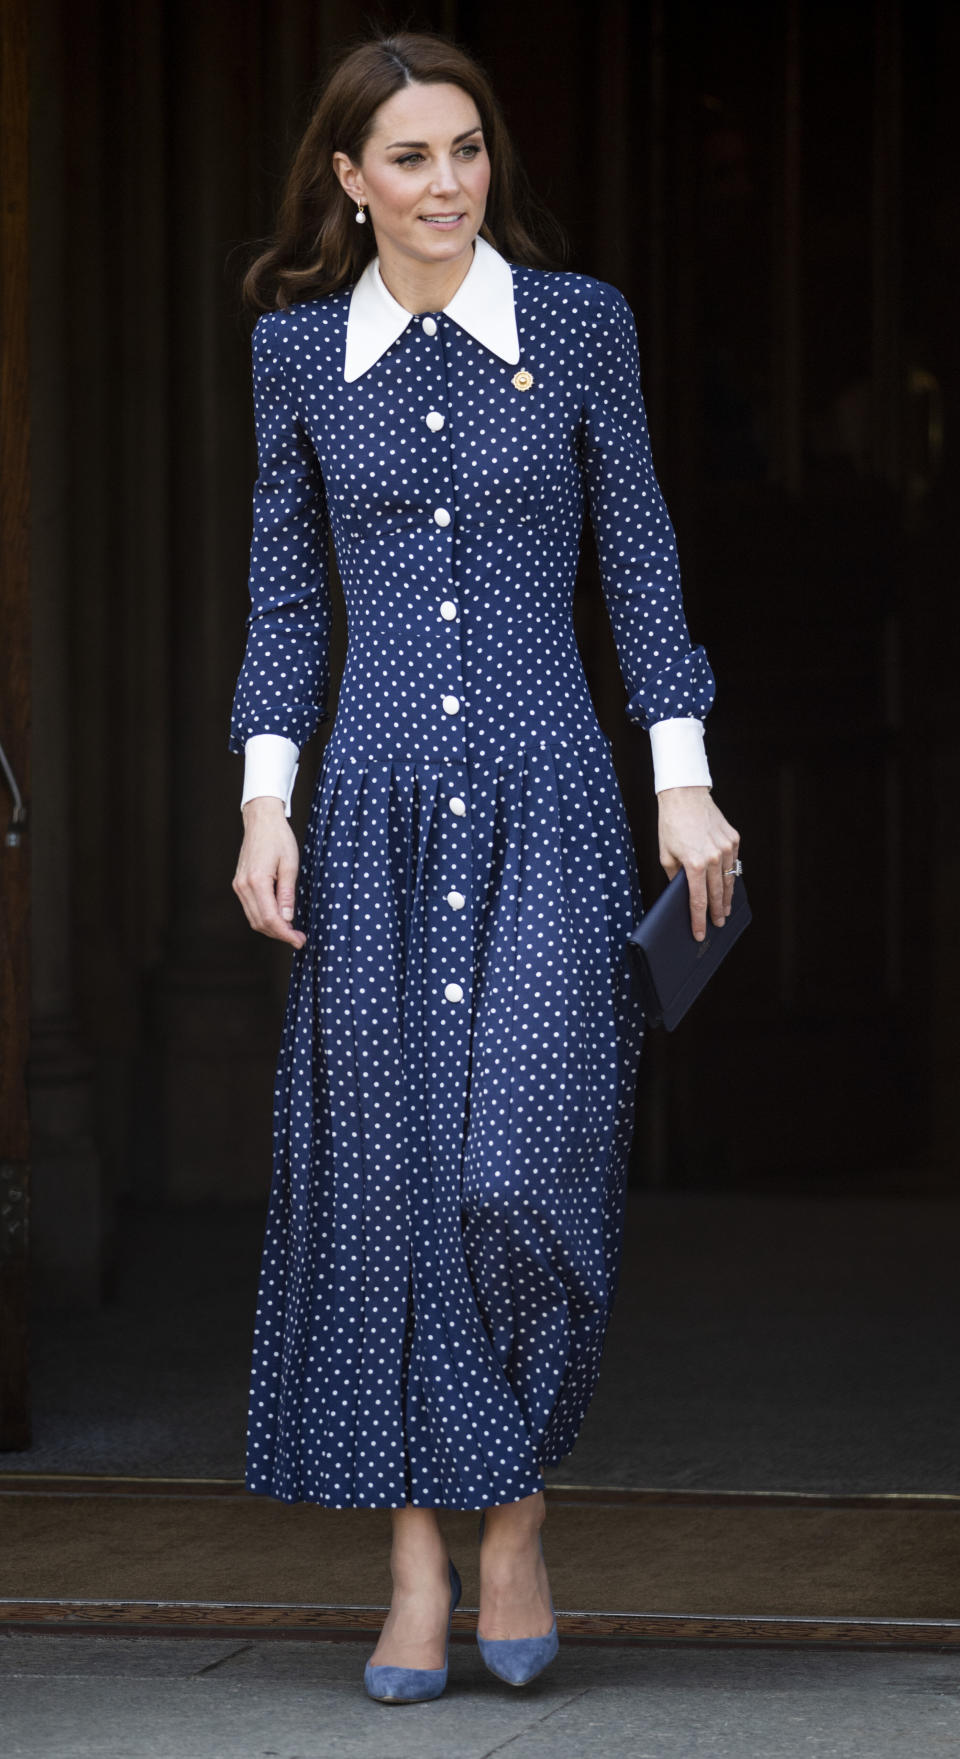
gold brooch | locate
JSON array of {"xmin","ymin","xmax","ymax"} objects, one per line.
[{"xmin": 512, "ymin": 368, "xmax": 534, "ymax": 391}]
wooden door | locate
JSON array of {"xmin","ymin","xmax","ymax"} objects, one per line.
[{"xmin": 634, "ymin": 0, "xmax": 958, "ymax": 1190}]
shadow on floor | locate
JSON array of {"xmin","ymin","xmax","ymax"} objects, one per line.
[{"xmin": 6, "ymin": 1191, "xmax": 960, "ymax": 1495}]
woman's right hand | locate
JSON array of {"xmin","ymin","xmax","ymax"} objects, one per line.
[{"xmin": 232, "ymin": 797, "xmax": 307, "ymax": 949}]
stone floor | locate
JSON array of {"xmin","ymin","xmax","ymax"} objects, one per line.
[{"xmin": 0, "ymin": 1632, "xmax": 957, "ymax": 1758}]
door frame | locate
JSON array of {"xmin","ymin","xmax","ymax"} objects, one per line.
[{"xmin": 0, "ymin": 0, "xmax": 32, "ymax": 1451}]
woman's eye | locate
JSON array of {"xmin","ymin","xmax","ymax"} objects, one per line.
[{"xmin": 393, "ymin": 143, "xmax": 483, "ymax": 168}]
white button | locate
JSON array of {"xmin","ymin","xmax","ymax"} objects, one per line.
[
  {"xmin": 444, "ymin": 981, "xmax": 463, "ymax": 1002},
  {"xmin": 442, "ymin": 694, "xmax": 460, "ymax": 715},
  {"xmin": 433, "ymin": 507, "xmax": 451, "ymax": 527},
  {"xmin": 426, "ymin": 410, "xmax": 445, "ymax": 431},
  {"xmin": 449, "ymin": 795, "xmax": 466, "ymax": 815},
  {"xmin": 422, "ymin": 315, "xmax": 438, "ymax": 335},
  {"xmin": 446, "ymin": 890, "xmax": 466, "ymax": 910},
  {"xmin": 440, "ymin": 600, "xmax": 457, "ymax": 620}
]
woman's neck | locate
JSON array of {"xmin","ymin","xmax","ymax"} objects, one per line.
[{"xmin": 375, "ymin": 236, "xmax": 476, "ymax": 315}]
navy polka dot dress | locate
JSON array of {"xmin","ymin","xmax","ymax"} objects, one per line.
[{"xmin": 228, "ymin": 236, "xmax": 715, "ymax": 1509}]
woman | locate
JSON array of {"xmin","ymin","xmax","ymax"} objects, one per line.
[{"xmin": 229, "ymin": 30, "xmax": 740, "ymax": 1703}]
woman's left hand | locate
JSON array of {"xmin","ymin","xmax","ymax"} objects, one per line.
[{"xmin": 657, "ymin": 785, "xmax": 741, "ymax": 941}]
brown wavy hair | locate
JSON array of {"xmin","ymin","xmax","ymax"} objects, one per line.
[{"xmin": 241, "ymin": 30, "xmax": 569, "ymax": 314}]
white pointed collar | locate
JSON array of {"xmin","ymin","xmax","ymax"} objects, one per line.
[{"xmin": 344, "ymin": 233, "xmax": 520, "ymax": 382}]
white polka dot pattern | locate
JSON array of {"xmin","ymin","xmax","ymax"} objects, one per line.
[{"xmin": 229, "ymin": 261, "xmax": 715, "ymax": 1510}]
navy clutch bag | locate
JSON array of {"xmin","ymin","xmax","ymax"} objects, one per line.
[{"xmin": 626, "ymin": 868, "xmax": 752, "ymax": 1030}]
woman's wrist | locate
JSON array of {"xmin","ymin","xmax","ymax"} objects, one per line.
[{"xmin": 242, "ymin": 795, "xmax": 289, "ymax": 820}]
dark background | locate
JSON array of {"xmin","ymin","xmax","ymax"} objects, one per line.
[{"xmin": 20, "ymin": 0, "xmax": 960, "ymax": 1314}]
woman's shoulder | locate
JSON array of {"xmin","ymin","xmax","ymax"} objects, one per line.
[
  {"xmin": 251, "ymin": 288, "xmax": 351, "ymax": 356},
  {"xmin": 511, "ymin": 260, "xmax": 634, "ymax": 329}
]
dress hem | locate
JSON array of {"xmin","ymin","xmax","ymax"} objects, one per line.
[{"xmin": 242, "ymin": 1471, "xmax": 548, "ymax": 1512}]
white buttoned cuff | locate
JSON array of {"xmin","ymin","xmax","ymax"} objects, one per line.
[
  {"xmin": 649, "ymin": 718, "xmax": 712, "ymax": 793},
  {"xmin": 241, "ymin": 733, "xmax": 300, "ymax": 817}
]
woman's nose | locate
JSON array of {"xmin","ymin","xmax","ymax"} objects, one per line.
[{"xmin": 428, "ymin": 158, "xmax": 460, "ymax": 195}]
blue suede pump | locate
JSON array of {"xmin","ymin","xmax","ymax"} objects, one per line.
[
  {"xmin": 476, "ymin": 1513, "xmax": 559, "ymax": 1686},
  {"xmin": 363, "ymin": 1558, "xmax": 462, "ymax": 1704}
]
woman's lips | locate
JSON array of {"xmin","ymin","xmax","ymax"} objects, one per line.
[{"xmin": 420, "ymin": 213, "xmax": 465, "ymax": 227}]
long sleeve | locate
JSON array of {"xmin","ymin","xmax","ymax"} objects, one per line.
[
  {"xmin": 228, "ymin": 312, "xmax": 333, "ymax": 809},
  {"xmin": 578, "ymin": 286, "xmax": 716, "ymax": 790}
]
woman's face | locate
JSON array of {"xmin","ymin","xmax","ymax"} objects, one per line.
[{"xmin": 333, "ymin": 81, "xmax": 491, "ymax": 269}]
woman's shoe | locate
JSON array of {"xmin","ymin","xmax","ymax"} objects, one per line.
[
  {"xmin": 476, "ymin": 1513, "xmax": 559, "ymax": 1686},
  {"xmin": 363, "ymin": 1557, "xmax": 462, "ymax": 1704}
]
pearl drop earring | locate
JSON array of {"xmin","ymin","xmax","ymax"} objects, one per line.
[{"xmin": 355, "ymin": 197, "xmax": 367, "ymax": 225}]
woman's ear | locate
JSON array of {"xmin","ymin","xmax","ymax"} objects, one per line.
[{"xmin": 332, "ymin": 151, "xmax": 363, "ymax": 203}]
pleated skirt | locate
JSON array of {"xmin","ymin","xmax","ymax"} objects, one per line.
[{"xmin": 244, "ymin": 725, "xmax": 647, "ymax": 1509}]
